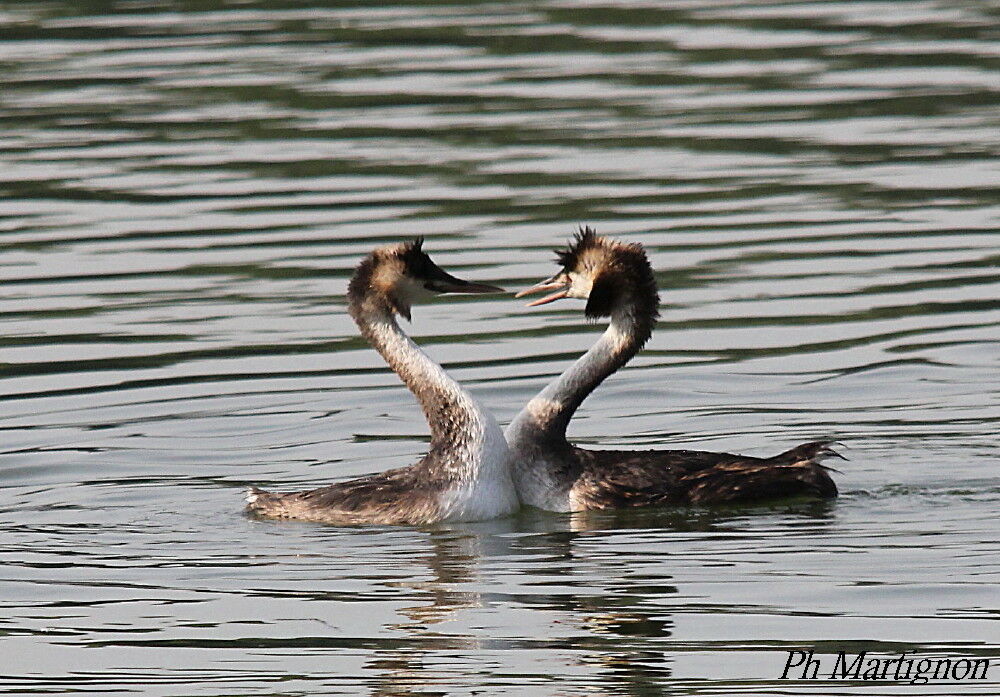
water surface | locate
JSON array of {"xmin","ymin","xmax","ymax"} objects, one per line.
[{"xmin": 1, "ymin": 1, "xmax": 998, "ymax": 694}]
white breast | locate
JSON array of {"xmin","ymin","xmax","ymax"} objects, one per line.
[
  {"xmin": 506, "ymin": 417, "xmax": 572, "ymax": 512},
  {"xmin": 436, "ymin": 408, "xmax": 519, "ymax": 522},
  {"xmin": 510, "ymin": 453, "xmax": 571, "ymax": 512}
]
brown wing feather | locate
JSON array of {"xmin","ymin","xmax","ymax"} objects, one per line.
[
  {"xmin": 245, "ymin": 460, "xmax": 447, "ymax": 525},
  {"xmin": 570, "ymin": 440, "xmax": 839, "ymax": 510}
]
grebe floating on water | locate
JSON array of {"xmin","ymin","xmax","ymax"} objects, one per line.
[
  {"xmin": 506, "ymin": 228, "xmax": 840, "ymax": 512},
  {"xmin": 246, "ymin": 239, "xmax": 517, "ymax": 525}
]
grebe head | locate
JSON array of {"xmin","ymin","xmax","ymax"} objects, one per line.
[
  {"xmin": 351, "ymin": 238, "xmax": 504, "ymax": 320},
  {"xmin": 515, "ymin": 227, "xmax": 659, "ymax": 320}
]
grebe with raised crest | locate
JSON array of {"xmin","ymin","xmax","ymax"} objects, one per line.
[{"xmin": 506, "ymin": 228, "xmax": 840, "ymax": 512}]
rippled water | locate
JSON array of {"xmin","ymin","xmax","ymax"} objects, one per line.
[{"xmin": 2, "ymin": 1, "xmax": 998, "ymax": 694}]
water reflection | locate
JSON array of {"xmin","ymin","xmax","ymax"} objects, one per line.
[
  {"xmin": 359, "ymin": 516, "xmax": 683, "ymax": 696},
  {"xmin": 357, "ymin": 503, "xmax": 844, "ymax": 695}
]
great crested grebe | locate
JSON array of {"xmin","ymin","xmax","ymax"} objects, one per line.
[
  {"xmin": 246, "ymin": 238, "xmax": 518, "ymax": 525},
  {"xmin": 506, "ymin": 228, "xmax": 840, "ymax": 512}
]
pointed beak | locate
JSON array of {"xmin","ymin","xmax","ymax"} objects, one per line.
[
  {"xmin": 515, "ymin": 273, "xmax": 571, "ymax": 306},
  {"xmin": 425, "ymin": 268, "xmax": 504, "ymax": 294}
]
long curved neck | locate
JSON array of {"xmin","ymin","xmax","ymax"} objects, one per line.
[
  {"xmin": 508, "ymin": 307, "xmax": 650, "ymax": 446},
  {"xmin": 349, "ymin": 295, "xmax": 497, "ymax": 481}
]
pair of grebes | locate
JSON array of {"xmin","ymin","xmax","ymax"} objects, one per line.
[{"xmin": 246, "ymin": 229, "xmax": 840, "ymax": 525}]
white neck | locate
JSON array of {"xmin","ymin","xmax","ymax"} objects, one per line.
[
  {"xmin": 506, "ymin": 309, "xmax": 643, "ymax": 448},
  {"xmin": 365, "ymin": 314, "xmax": 469, "ymax": 439},
  {"xmin": 351, "ymin": 299, "xmax": 511, "ymax": 495}
]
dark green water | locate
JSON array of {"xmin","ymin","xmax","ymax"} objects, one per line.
[{"xmin": 1, "ymin": 1, "xmax": 998, "ymax": 694}]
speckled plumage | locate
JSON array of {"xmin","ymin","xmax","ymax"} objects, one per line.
[
  {"xmin": 246, "ymin": 240, "xmax": 517, "ymax": 526},
  {"xmin": 507, "ymin": 229, "xmax": 840, "ymax": 512},
  {"xmin": 568, "ymin": 441, "xmax": 839, "ymax": 510}
]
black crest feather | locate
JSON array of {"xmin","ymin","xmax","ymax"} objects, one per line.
[
  {"xmin": 554, "ymin": 225, "xmax": 600, "ymax": 270},
  {"xmin": 398, "ymin": 236, "xmax": 431, "ymax": 278},
  {"xmin": 553, "ymin": 226, "xmax": 661, "ymax": 332},
  {"xmin": 347, "ymin": 238, "xmax": 429, "ymax": 322}
]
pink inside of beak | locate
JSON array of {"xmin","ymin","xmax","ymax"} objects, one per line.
[
  {"xmin": 515, "ymin": 279, "xmax": 570, "ymax": 306},
  {"xmin": 525, "ymin": 289, "xmax": 569, "ymax": 306}
]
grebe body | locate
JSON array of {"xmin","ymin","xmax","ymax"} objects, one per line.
[
  {"xmin": 246, "ymin": 239, "xmax": 517, "ymax": 525},
  {"xmin": 507, "ymin": 229, "xmax": 840, "ymax": 512}
]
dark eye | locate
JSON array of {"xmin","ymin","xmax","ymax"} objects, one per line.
[{"xmin": 411, "ymin": 253, "xmax": 431, "ymax": 277}]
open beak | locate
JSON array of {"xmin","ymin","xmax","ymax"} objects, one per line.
[{"xmin": 514, "ymin": 273, "xmax": 570, "ymax": 306}]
